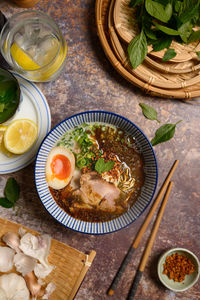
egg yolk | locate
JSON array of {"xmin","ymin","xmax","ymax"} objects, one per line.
[{"xmin": 50, "ymin": 154, "xmax": 71, "ymax": 180}]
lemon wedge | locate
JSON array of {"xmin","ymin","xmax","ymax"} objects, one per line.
[
  {"xmin": 4, "ymin": 119, "xmax": 38, "ymax": 154},
  {"xmin": 0, "ymin": 125, "xmax": 7, "ymax": 136},
  {"xmin": 10, "ymin": 43, "xmax": 40, "ymax": 70},
  {"xmin": 0, "ymin": 125, "xmax": 13, "ymax": 157}
]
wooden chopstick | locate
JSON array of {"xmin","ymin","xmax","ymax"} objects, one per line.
[
  {"xmin": 127, "ymin": 181, "xmax": 173, "ymax": 300},
  {"xmin": 107, "ymin": 160, "xmax": 179, "ymax": 296}
]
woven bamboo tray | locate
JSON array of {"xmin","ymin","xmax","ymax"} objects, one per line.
[
  {"xmin": 96, "ymin": 0, "xmax": 200, "ymax": 99},
  {"xmin": 109, "ymin": 0, "xmax": 200, "ymax": 90},
  {"xmin": 113, "ymin": 0, "xmax": 200, "ymax": 63},
  {"xmin": 112, "ymin": 2, "xmax": 200, "ymax": 76},
  {"xmin": 0, "ymin": 217, "xmax": 96, "ymax": 300}
]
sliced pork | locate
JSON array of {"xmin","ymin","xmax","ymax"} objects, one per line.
[{"xmin": 72, "ymin": 172, "xmax": 122, "ymax": 212}]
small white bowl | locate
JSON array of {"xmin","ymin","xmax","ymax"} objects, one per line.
[{"xmin": 158, "ymin": 248, "xmax": 200, "ymax": 292}]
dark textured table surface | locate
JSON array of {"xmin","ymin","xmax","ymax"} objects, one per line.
[{"xmin": 0, "ymin": 1, "xmax": 200, "ymax": 300}]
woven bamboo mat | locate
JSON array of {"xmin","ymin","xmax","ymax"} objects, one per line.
[
  {"xmin": 0, "ymin": 217, "xmax": 96, "ymax": 300},
  {"xmin": 96, "ymin": 0, "xmax": 200, "ymax": 99}
]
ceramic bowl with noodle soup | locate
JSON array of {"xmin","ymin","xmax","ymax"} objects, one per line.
[{"xmin": 35, "ymin": 111, "xmax": 158, "ymax": 234}]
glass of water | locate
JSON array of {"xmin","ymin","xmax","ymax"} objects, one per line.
[{"xmin": 0, "ymin": 10, "xmax": 67, "ymax": 82}]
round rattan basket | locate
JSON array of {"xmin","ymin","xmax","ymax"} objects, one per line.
[
  {"xmin": 113, "ymin": 0, "xmax": 200, "ymax": 62},
  {"xmin": 96, "ymin": 0, "xmax": 200, "ymax": 99}
]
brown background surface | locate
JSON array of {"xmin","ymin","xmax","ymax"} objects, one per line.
[{"xmin": 0, "ymin": 1, "xmax": 200, "ymax": 299}]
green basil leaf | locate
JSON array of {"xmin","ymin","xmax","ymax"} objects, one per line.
[
  {"xmin": 129, "ymin": 0, "xmax": 142, "ymax": 7},
  {"xmin": 4, "ymin": 178, "xmax": 20, "ymax": 204},
  {"xmin": 179, "ymin": 3, "xmax": 199, "ymax": 24},
  {"xmin": 197, "ymin": 51, "xmax": 200, "ymax": 58},
  {"xmin": 151, "ymin": 121, "xmax": 182, "ymax": 146},
  {"xmin": 162, "ymin": 49, "xmax": 177, "ymax": 61},
  {"xmin": 152, "ymin": 36, "xmax": 172, "ymax": 51},
  {"xmin": 0, "ymin": 197, "xmax": 14, "ymax": 208},
  {"xmin": 144, "ymin": 27, "xmax": 157, "ymax": 40},
  {"xmin": 153, "ymin": 22, "xmax": 180, "ymax": 35},
  {"xmin": 175, "ymin": 1, "xmax": 182, "ymax": 13},
  {"xmin": 0, "ymin": 103, "xmax": 5, "ymax": 113},
  {"xmin": 128, "ymin": 30, "xmax": 148, "ymax": 69},
  {"xmin": 95, "ymin": 158, "xmax": 115, "ymax": 174},
  {"xmin": 188, "ymin": 30, "xmax": 200, "ymax": 43},
  {"xmin": 145, "ymin": 0, "xmax": 172, "ymax": 23},
  {"xmin": 139, "ymin": 103, "xmax": 160, "ymax": 122},
  {"xmin": 178, "ymin": 22, "xmax": 193, "ymax": 43}
]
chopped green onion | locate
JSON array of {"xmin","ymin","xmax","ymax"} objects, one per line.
[{"xmin": 77, "ymin": 158, "xmax": 87, "ymax": 168}]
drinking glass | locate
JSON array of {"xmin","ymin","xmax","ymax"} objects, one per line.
[{"xmin": 0, "ymin": 10, "xmax": 67, "ymax": 82}]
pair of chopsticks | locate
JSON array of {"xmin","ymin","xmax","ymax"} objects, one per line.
[{"xmin": 108, "ymin": 160, "xmax": 179, "ymax": 299}]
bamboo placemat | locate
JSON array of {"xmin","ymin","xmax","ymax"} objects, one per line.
[
  {"xmin": 96, "ymin": 0, "xmax": 200, "ymax": 99},
  {"xmin": 0, "ymin": 217, "xmax": 96, "ymax": 300}
]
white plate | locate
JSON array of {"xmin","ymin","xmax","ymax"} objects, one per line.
[{"xmin": 0, "ymin": 73, "xmax": 51, "ymax": 174}]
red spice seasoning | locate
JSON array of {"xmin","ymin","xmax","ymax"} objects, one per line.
[{"xmin": 163, "ymin": 253, "xmax": 195, "ymax": 282}]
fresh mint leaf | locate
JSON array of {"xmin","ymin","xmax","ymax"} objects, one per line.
[
  {"xmin": 4, "ymin": 178, "xmax": 20, "ymax": 204},
  {"xmin": 0, "ymin": 197, "xmax": 14, "ymax": 208},
  {"xmin": 197, "ymin": 51, "xmax": 200, "ymax": 58},
  {"xmin": 145, "ymin": 0, "xmax": 172, "ymax": 23},
  {"xmin": 95, "ymin": 158, "xmax": 115, "ymax": 174},
  {"xmin": 139, "ymin": 103, "xmax": 160, "ymax": 122},
  {"xmin": 162, "ymin": 49, "xmax": 177, "ymax": 61},
  {"xmin": 152, "ymin": 36, "xmax": 172, "ymax": 51},
  {"xmin": 151, "ymin": 121, "xmax": 182, "ymax": 146},
  {"xmin": 128, "ymin": 30, "xmax": 148, "ymax": 69}
]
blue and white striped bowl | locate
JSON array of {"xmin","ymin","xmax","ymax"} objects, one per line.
[{"xmin": 35, "ymin": 111, "xmax": 158, "ymax": 234}]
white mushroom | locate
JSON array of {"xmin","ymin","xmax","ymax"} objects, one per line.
[
  {"xmin": 2, "ymin": 232, "xmax": 20, "ymax": 253},
  {"xmin": 18, "ymin": 227, "xmax": 27, "ymax": 238},
  {"xmin": 0, "ymin": 246, "xmax": 15, "ymax": 272},
  {"xmin": 0, "ymin": 288, "xmax": 7, "ymax": 300},
  {"xmin": 19, "ymin": 233, "xmax": 52, "ymax": 268},
  {"xmin": 42, "ymin": 282, "xmax": 56, "ymax": 300},
  {"xmin": 0, "ymin": 273, "xmax": 29, "ymax": 300},
  {"xmin": 14, "ymin": 253, "xmax": 37, "ymax": 276},
  {"xmin": 24, "ymin": 271, "xmax": 45, "ymax": 298},
  {"xmin": 34, "ymin": 263, "xmax": 54, "ymax": 279}
]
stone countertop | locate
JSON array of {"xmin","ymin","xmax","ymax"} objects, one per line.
[{"xmin": 0, "ymin": 1, "xmax": 200, "ymax": 300}]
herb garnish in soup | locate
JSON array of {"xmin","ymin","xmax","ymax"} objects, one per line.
[{"xmin": 46, "ymin": 123, "xmax": 144, "ymax": 222}]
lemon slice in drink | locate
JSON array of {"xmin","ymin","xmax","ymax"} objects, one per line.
[
  {"xmin": 4, "ymin": 119, "xmax": 38, "ymax": 154},
  {"xmin": 39, "ymin": 39, "xmax": 67, "ymax": 81},
  {"xmin": 10, "ymin": 43, "xmax": 40, "ymax": 70}
]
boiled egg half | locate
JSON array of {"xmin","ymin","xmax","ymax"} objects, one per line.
[{"xmin": 46, "ymin": 146, "xmax": 75, "ymax": 189}]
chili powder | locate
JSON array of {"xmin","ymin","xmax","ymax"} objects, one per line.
[{"xmin": 163, "ymin": 252, "xmax": 195, "ymax": 282}]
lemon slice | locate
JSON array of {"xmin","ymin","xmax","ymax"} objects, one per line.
[
  {"xmin": 4, "ymin": 119, "xmax": 38, "ymax": 154},
  {"xmin": 10, "ymin": 43, "xmax": 40, "ymax": 71}
]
